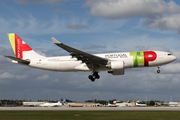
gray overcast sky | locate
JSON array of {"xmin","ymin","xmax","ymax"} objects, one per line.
[{"xmin": 0, "ymin": 0, "xmax": 180, "ymax": 102}]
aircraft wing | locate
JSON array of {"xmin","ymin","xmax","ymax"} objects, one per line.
[
  {"xmin": 51, "ymin": 37, "xmax": 108, "ymax": 65},
  {"xmin": 5, "ymin": 56, "xmax": 30, "ymax": 65}
]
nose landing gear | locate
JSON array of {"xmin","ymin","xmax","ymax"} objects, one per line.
[
  {"xmin": 88, "ymin": 72, "xmax": 100, "ymax": 82},
  {"xmin": 157, "ymin": 66, "xmax": 160, "ymax": 73}
]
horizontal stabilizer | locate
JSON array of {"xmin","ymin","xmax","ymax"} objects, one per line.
[{"xmin": 5, "ymin": 56, "xmax": 30, "ymax": 65}]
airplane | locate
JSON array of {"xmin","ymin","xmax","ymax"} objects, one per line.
[
  {"xmin": 5, "ymin": 33, "xmax": 177, "ymax": 82},
  {"xmin": 40, "ymin": 101, "xmax": 62, "ymax": 107},
  {"xmin": 107, "ymin": 103, "xmax": 119, "ymax": 107},
  {"xmin": 136, "ymin": 102, "xmax": 147, "ymax": 107}
]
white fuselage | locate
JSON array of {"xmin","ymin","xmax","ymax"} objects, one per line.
[{"xmin": 26, "ymin": 51, "xmax": 176, "ymax": 72}]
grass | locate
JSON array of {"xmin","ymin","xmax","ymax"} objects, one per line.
[{"xmin": 0, "ymin": 111, "xmax": 180, "ymax": 120}]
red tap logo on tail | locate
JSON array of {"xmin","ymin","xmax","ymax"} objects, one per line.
[{"xmin": 7, "ymin": 33, "xmax": 32, "ymax": 59}]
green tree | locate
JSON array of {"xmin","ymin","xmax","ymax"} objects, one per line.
[{"xmin": 149, "ymin": 100, "xmax": 155, "ymax": 106}]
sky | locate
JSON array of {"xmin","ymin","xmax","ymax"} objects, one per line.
[{"xmin": 1, "ymin": 0, "xmax": 180, "ymax": 102}]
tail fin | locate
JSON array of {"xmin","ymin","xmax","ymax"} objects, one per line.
[{"xmin": 7, "ymin": 33, "xmax": 43, "ymax": 59}]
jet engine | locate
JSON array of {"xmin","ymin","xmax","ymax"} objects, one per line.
[{"xmin": 106, "ymin": 61, "xmax": 124, "ymax": 75}]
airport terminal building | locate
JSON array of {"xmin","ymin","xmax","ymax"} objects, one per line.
[{"xmin": 23, "ymin": 102, "xmax": 101, "ymax": 107}]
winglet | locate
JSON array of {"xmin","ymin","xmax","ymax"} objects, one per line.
[{"xmin": 51, "ymin": 37, "xmax": 61, "ymax": 44}]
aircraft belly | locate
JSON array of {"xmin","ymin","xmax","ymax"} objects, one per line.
[
  {"xmin": 51, "ymin": 62, "xmax": 78, "ymax": 71},
  {"xmin": 29, "ymin": 60, "xmax": 48, "ymax": 70},
  {"xmin": 150, "ymin": 59, "xmax": 171, "ymax": 66},
  {"xmin": 74, "ymin": 63, "xmax": 90, "ymax": 71},
  {"xmin": 29, "ymin": 60, "xmax": 84, "ymax": 72},
  {"xmin": 148, "ymin": 61, "xmax": 158, "ymax": 66}
]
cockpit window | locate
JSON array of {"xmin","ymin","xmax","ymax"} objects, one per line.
[{"xmin": 167, "ymin": 54, "xmax": 172, "ymax": 56}]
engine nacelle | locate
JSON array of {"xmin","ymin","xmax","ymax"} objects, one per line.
[{"xmin": 106, "ymin": 61, "xmax": 124, "ymax": 75}]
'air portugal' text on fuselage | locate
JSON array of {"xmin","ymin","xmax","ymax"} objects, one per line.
[{"xmin": 5, "ymin": 33, "xmax": 177, "ymax": 82}]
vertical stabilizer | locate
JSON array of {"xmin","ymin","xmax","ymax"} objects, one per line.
[{"xmin": 7, "ymin": 33, "xmax": 43, "ymax": 59}]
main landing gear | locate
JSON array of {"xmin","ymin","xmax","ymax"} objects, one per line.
[
  {"xmin": 157, "ymin": 66, "xmax": 160, "ymax": 73},
  {"xmin": 88, "ymin": 72, "xmax": 100, "ymax": 82}
]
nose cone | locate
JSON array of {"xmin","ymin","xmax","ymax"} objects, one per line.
[
  {"xmin": 164, "ymin": 55, "xmax": 177, "ymax": 64},
  {"xmin": 170, "ymin": 55, "xmax": 177, "ymax": 62},
  {"xmin": 173, "ymin": 55, "xmax": 177, "ymax": 61}
]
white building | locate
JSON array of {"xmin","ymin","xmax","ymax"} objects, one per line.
[
  {"xmin": 116, "ymin": 103, "xmax": 135, "ymax": 107},
  {"xmin": 169, "ymin": 102, "xmax": 180, "ymax": 107},
  {"xmin": 67, "ymin": 102, "xmax": 101, "ymax": 107},
  {"xmin": 23, "ymin": 102, "xmax": 45, "ymax": 107}
]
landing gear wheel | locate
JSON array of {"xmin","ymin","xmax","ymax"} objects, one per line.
[
  {"xmin": 157, "ymin": 70, "xmax": 160, "ymax": 73},
  {"xmin": 157, "ymin": 66, "xmax": 160, "ymax": 73},
  {"xmin": 95, "ymin": 75, "xmax": 100, "ymax": 79},
  {"xmin": 93, "ymin": 72, "xmax": 98, "ymax": 76},
  {"xmin": 88, "ymin": 72, "xmax": 100, "ymax": 82},
  {"xmin": 91, "ymin": 78, "xmax": 95, "ymax": 82},
  {"xmin": 88, "ymin": 75, "xmax": 93, "ymax": 79},
  {"xmin": 88, "ymin": 75, "xmax": 95, "ymax": 82}
]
